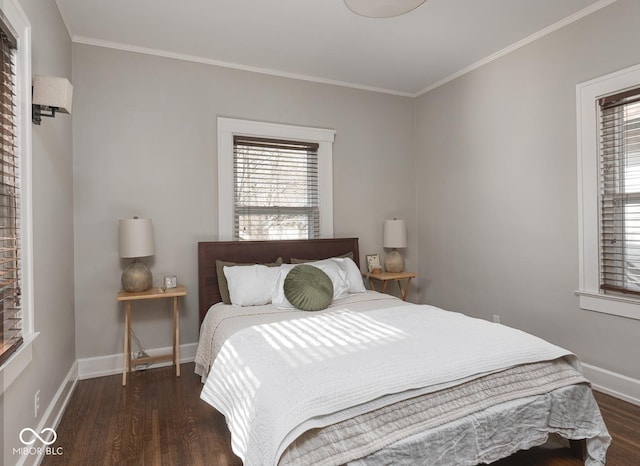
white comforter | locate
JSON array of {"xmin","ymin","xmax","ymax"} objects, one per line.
[{"xmin": 200, "ymin": 297, "xmax": 584, "ymax": 466}]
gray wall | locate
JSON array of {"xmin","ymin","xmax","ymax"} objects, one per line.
[
  {"xmin": 3, "ymin": 0, "xmax": 75, "ymax": 464},
  {"xmin": 415, "ymin": 0, "xmax": 640, "ymax": 379},
  {"xmin": 6, "ymin": 3, "xmax": 639, "ymax": 459},
  {"xmin": 71, "ymin": 45, "xmax": 416, "ymax": 359}
]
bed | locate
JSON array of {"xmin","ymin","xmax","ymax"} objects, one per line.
[{"xmin": 195, "ymin": 238, "xmax": 610, "ymax": 466}]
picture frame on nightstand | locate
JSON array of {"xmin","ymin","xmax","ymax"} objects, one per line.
[
  {"xmin": 164, "ymin": 275, "xmax": 177, "ymax": 289},
  {"xmin": 366, "ymin": 254, "xmax": 382, "ymax": 274}
]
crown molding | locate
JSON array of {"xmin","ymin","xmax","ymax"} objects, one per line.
[
  {"xmin": 65, "ymin": 0, "xmax": 617, "ymax": 98},
  {"xmin": 415, "ymin": 0, "xmax": 619, "ymax": 96},
  {"xmin": 71, "ymin": 35, "xmax": 415, "ymax": 98}
]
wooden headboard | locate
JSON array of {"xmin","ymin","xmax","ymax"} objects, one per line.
[{"xmin": 197, "ymin": 238, "xmax": 360, "ymax": 324}]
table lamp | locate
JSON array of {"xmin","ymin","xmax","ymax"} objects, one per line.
[
  {"xmin": 119, "ymin": 217, "xmax": 155, "ymax": 292},
  {"xmin": 383, "ymin": 218, "xmax": 407, "ymax": 273}
]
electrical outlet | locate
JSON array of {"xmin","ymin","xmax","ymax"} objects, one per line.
[
  {"xmin": 34, "ymin": 390, "xmax": 40, "ymax": 418},
  {"xmin": 492, "ymin": 314, "xmax": 501, "ymax": 324}
]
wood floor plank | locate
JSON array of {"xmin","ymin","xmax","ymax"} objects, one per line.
[{"xmin": 42, "ymin": 363, "xmax": 639, "ymax": 465}]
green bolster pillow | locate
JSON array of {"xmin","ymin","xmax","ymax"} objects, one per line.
[{"xmin": 284, "ymin": 264, "xmax": 334, "ymax": 311}]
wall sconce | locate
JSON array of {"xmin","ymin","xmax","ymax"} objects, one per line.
[{"xmin": 32, "ymin": 75, "xmax": 73, "ymax": 125}]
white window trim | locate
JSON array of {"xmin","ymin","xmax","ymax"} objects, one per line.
[
  {"xmin": 576, "ymin": 63, "xmax": 640, "ymax": 320},
  {"xmin": 217, "ymin": 117, "xmax": 335, "ymax": 240},
  {"xmin": 0, "ymin": 0, "xmax": 37, "ymax": 391}
]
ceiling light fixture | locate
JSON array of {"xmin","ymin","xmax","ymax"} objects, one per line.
[{"xmin": 344, "ymin": 0, "xmax": 427, "ymax": 18}]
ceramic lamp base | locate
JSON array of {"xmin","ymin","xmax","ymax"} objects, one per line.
[
  {"xmin": 121, "ymin": 260, "xmax": 153, "ymax": 292},
  {"xmin": 384, "ymin": 249, "xmax": 405, "ymax": 273}
]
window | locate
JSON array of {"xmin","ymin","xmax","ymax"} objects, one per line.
[
  {"xmin": 233, "ymin": 136, "xmax": 320, "ymax": 240},
  {"xmin": 218, "ymin": 117, "xmax": 335, "ymax": 240},
  {"xmin": 599, "ymin": 87, "xmax": 640, "ymax": 295},
  {"xmin": 577, "ymin": 64, "xmax": 640, "ymax": 320},
  {"xmin": 0, "ymin": 0, "xmax": 35, "ymax": 393},
  {"xmin": 0, "ymin": 16, "xmax": 20, "ymax": 366}
]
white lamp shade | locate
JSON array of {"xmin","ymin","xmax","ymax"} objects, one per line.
[
  {"xmin": 344, "ymin": 0, "xmax": 427, "ymax": 18},
  {"xmin": 119, "ymin": 218, "xmax": 155, "ymax": 258},
  {"xmin": 32, "ymin": 75, "xmax": 73, "ymax": 114},
  {"xmin": 383, "ymin": 219, "xmax": 407, "ymax": 248}
]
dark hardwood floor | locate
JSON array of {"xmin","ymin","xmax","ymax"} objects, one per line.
[{"xmin": 43, "ymin": 363, "xmax": 640, "ymax": 466}]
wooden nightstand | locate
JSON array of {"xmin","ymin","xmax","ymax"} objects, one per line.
[
  {"xmin": 117, "ymin": 285, "xmax": 187, "ymax": 386},
  {"xmin": 365, "ymin": 271, "xmax": 416, "ymax": 301}
]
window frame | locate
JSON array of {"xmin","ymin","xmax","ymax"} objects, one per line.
[
  {"xmin": 0, "ymin": 0, "xmax": 36, "ymax": 392},
  {"xmin": 217, "ymin": 117, "xmax": 335, "ymax": 240},
  {"xmin": 576, "ymin": 63, "xmax": 640, "ymax": 320}
]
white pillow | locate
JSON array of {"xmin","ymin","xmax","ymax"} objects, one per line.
[
  {"xmin": 302, "ymin": 258, "xmax": 366, "ymax": 294},
  {"xmin": 332, "ymin": 257, "xmax": 366, "ymax": 293},
  {"xmin": 272, "ymin": 262, "xmax": 351, "ymax": 309},
  {"xmin": 223, "ymin": 264, "xmax": 280, "ymax": 306}
]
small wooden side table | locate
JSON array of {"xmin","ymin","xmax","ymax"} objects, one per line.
[
  {"xmin": 117, "ymin": 285, "xmax": 187, "ymax": 386},
  {"xmin": 365, "ymin": 271, "xmax": 416, "ymax": 301}
]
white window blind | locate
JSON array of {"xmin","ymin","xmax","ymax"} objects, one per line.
[
  {"xmin": 233, "ymin": 136, "xmax": 320, "ymax": 240},
  {"xmin": 0, "ymin": 23, "xmax": 20, "ymax": 366},
  {"xmin": 599, "ymin": 86, "xmax": 640, "ymax": 295}
]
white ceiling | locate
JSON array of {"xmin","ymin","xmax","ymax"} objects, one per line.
[{"xmin": 55, "ymin": 0, "xmax": 612, "ymax": 96}]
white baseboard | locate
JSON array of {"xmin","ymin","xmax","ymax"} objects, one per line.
[
  {"xmin": 77, "ymin": 342, "xmax": 198, "ymax": 380},
  {"xmin": 582, "ymin": 362, "xmax": 640, "ymax": 406},
  {"xmin": 15, "ymin": 360, "xmax": 78, "ymax": 466}
]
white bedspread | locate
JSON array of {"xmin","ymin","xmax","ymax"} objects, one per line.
[
  {"xmin": 195, "ymin": 292, "xmax": 404, "ymax": 380},
  {"xmin": 200, "ymin": 302, "xmax": 578, "ymax": 466}
]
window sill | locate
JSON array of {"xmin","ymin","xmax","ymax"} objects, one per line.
[
  {"xmin": 0, "ymin": 332, "xmax": 39, "ymax": 393},
  {"xmin": 576, "ymin": 291, "xmax": 640, "ymax": 321}
]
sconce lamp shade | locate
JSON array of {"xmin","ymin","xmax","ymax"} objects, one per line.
[
  {"xmin": 383, "ymin": 219, "xmax": 407, "ymax": 249},
  {"xmin": 119, "ymin": 217, "xmax": 155, "ymax": 293},
  {"xmin": 33, "ymin": 75, "xmax": 73, "ymax": 114},
  {"xmin": 119, "ymin": 218, "xmax": 155, "ymax": 258},
  {"xmin": 32, "ymin": 75, "xmax": 73, "ymax": 125}
]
